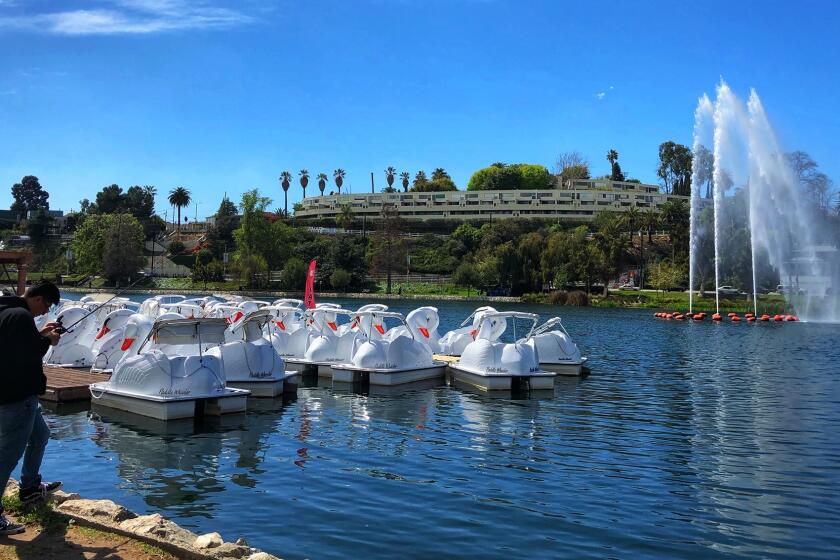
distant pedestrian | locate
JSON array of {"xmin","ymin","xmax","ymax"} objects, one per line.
[
  {"xmin": 398, "ymin": 285, "xmax": 402, "ymax": 296},
  {"xmin": 0, "ymin": 282, "xmax": 63, "ymax": 536}
]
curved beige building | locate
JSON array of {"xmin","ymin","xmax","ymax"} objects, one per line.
[{"xmin": 294, "ymin": 179, "xmax": 688, "ymax": 223}]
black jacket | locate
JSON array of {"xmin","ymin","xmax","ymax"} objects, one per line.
[{"xmin": 0, "ymin": 296, "xmax": 50, "ymax": 404}]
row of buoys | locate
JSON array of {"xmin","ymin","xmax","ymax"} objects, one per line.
[{"xmin": 654, "ymin": 311, "xmax": 798, "ymax": 322}]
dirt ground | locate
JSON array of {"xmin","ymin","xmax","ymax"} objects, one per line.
[{"xmin": 0, "ymin": 512, "xmax": 177, "ymax": 560}]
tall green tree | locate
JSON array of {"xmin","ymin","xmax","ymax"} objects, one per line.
[
  {"xmin": 657, "ymin": 141, "xmax": 693, "ymax": 195},
  {"xmin": 412, "ymin": 170, "xmax": 429, "ymax": 190},
  {"xmin": 400, "ymin": 171, "xmax": 410, "ymax": 192},
  {"xmin": 606, "ymin": 150, "xmax": 624, "ymax": 182},
  {"xmin": 280, "ymin": 171, "xmax": 292, "ymax": 216},
  {"xmin": 317, "ymin": 172, "xmax": 328, "ymax": 195},
  {"xmin": 385, "ymin": 167, "xmax": 397, "ymax": 190},
  {"xmin": 72, "ymin": 213, "xmax": 145, "ymax": 284},
  {"xmin": 233, "ymin": 189, "xmax": 272, "ymax": 287},
  {"xmin": 333, "ymin": 168, "xmax": 346, "ymax": 195},
  {"xmin": 368, "ymin": 204, "xmax": 405, "ymax": 294},
  {"xmin": 167, "ymin": 187, "xmax": 191, "ymax": 236},
  {"xmin": 11, "ymin": 175, "xmax": 49, "ymax": 221},
  {"xmin": 299, "ymin": 169, "xmax": 310, "ymax": 199}
]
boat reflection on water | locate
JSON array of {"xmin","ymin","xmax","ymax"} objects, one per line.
[{"xmin": 86, "ymin": 396, "xmax": 293, "ymax": 517}]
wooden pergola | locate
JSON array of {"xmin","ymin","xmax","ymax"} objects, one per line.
[{"xmin": 0, "ymin": 251, "xmax": 32, "ymax": 295}]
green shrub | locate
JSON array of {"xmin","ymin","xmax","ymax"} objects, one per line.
[{"xmin": 168, "ymin": 240, "xmax": 185, "ymax": 255}]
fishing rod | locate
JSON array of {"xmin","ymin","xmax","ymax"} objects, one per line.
[{"xmin": 54, "ymin": 271, "xmax": 150, "ymax": 334}]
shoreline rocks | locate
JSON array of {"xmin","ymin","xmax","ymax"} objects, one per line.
[{"xmin": 4, "ymin": 479, "xmax": 281, "ymax": 560}]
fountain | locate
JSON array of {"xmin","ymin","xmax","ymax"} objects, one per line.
[{"xmin": 689, "ymin": 81, "xmax": 839, "ymax": 323}]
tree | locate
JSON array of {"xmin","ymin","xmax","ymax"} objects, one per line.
[
  {"xmin": 467, "ymin": 163, "xmax": 552, "ymax": 191},
  {"xmin": 411, "ymin": 176, "xmax": 458, "ymax": 192},
  {"xmin": 368, "ymin": 204, "xmax": 405, "ymax": 294},
  {"xmin": 299, "ymin": 169, "xmax": 309, "ymax": 199},
  {"xmin": 333, "ymin": 168, "xmax": 346, "ymax": 195},
  {"xmin": 280, "ymin": 171, "xmax": 292, "ymax": 216},
  {"xmin": 541, "ymin": 226, "xmax": 593, "ymax": 291},
  {"xmin": 554, "ymin": 151, "xmax": 589, "ymax": 183},
  {"xmin": 330, "ymin": 268, "xmax": 352, "ymax": 292},
  {"xmin": 72, "ymin": 213, "xmax": 144, "ymax": 284},
  {"xmin": 694, "ymin": 144, "xmax": 714, "ymax": 198},
  {"xmin": 591, "ymin": 212, "xmax": 628, "ymax": 295},
  {"xmin": 412, "ymin": 170, "xmax": 429, "ymax": 190},
  {"xmin": 168, "ymin": 187, "xmax": 191, "ymax": 236},
  {"xmin": 10, "ymin": 175, "xmax": 49, "ymax": 221},
  {"xmin": 786, "ymin": 151, "xmax": 834, "ymax": 210},
  {"xmin": 657, "ymin": 141, "xmax": 693, "ymax": 195},
  {"xmin": 280, "ymin": 257, "xmax": 307, "ymax": 290},
  {"xmin": 658, "ymin": 199, "xmax": 690, "ymax": 262},
  {"xmin": 400, "ymin": 171, "xmax": 410, "ymax": 192},
  {"xmin": 606, "ymin": 150, "xmax": 624, "ymax": 182},
  {"xmin": 336, "ymin": 204, "xmax": 354, "ymax": 230},
  {"xmin": 317, "ymin": 172, "xmax": 328, "ymax": 196},
  {"xmin": 452, "ymin": 261, "xmax": 480, "ymax": 296},
  {"xmin": 233, "ymin": 189, "xmax": 272, "ymax": 287},
  {"xmin": 431, "ymin": 168, "xmax": 450, "ymax": 181},
  {"xmin": 206, "ymin": 196, "xmax": 239, "ymax": 257},
  {"xmin": 385, "ymin": 167, "xmax": 397, "ymax": 190},
  {"xmin": 648, "ymin": 260, "xmax": 686, "ymax": 294}
]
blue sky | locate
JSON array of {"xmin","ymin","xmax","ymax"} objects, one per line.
[{"xmin": 1, "ymin": 0, "xmax": 838, "ymax": 219}]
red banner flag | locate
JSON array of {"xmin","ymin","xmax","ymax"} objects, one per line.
[{"xmin": 304, "ymin": 259, "xmax": 317, "ymax": 309}]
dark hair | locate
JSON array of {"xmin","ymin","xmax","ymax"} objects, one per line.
[{"xmin": 25, "ymin": 282, "xmax": 60, "ymax": 306}]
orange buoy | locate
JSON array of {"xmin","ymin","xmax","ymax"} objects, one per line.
[
  {"xmin": 790, "ymin": 316, "xmax": 799, "ymax": 321},
  {"xmin": 760, "ymin": 314, "xmax": 770, "ymax": 321},
  {"xmin": 745, "ymin": 312, "xmax": 754, "ymax": 318},
  {"xmin": 727, "ymin": 312, "xmax": 737, "ymax": 318},
  {"xmin": 675, "ymin": 314, "xmax": 684, "ymax": 320},
  {"xmin": 785, "ymin": 315, "xmax": 797, "ymax": 321},
  {"xmin": 747, "ymin": 316, "xmax": 756, "ymax": 322},
  {"xmin": 774, "ymin": 314, "xmax": 783, "ymax": 321},
  {"xmin": 665, "ymin": 313, "xmax": 673, "ymax": 319},
  {"xmin": 731, "ymin": 315, "xmax": 741, "ymax": 322},
  {"xmin": 693, "ymin": 313, "xmax": 704, "ymax": 320},
  {"xmin": 712, "ymin": 313, "xmax": 722, "ymax": 321}
]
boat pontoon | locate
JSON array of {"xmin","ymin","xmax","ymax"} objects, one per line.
[
  {"xmin": 449, "ymin": 311, "xmax": 556, "ymax": 391},
  {"xmin": 206, "ymin": 309, "xmax": 300, "ymax": 397},
  {"xmin": 89, "ymin": 318, "xmax": 249, "ymax": 420},
  {"xmin": 331, "ymin": 310, "xmax": 447, "ymax": 385},
  {"xmin": 286, "ymin": 307, "xmax": 358, "ymax": 375}
]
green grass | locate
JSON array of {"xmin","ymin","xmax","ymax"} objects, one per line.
[
  {"xmin": 374, "ymin": 281, "xmax": 476, "ymax": 297},
  {"xmin": 591, "ymin": 290, "xmax": 789, "ymax": 314},
  {"xmin": 1, "ymin": 495, "xmax": 64, "ymax": 529}
]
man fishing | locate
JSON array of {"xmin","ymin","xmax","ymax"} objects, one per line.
[{"xmin": 0, "ymin": 282, "xmax": 63, "ymax": 536}]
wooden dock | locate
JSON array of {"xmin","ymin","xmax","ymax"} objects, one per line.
[{"xmin": 42, "ymin": 366, "xmax": 109, "ymax": 403}]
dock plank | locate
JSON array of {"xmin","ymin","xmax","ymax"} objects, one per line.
[{"xmin": 42, "ymin": 365, "xmax": 109, "ymax": 402}]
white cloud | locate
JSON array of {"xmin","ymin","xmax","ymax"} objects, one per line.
[
  {"xmin": 0, "ymin": 0, "xmax": 257, "ymax": 35},
  {"xmin": 595, "ymin": 92, "xmax": 606, "ymax": 100}
]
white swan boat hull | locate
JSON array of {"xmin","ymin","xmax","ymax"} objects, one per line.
[
  {"xmin": 330, "ymin": 362, "xmax": 447, "ymax": 386},
  {"xmin": 226, "ymin": 371, "xmax": 301, "ymax": 397},
  {"xmin": 539, "ymin": 357, "xmax": 588, "ymax": 376},
  {"xmin": 448, "ymin": 364, "xmax": 556, "ymax": 391},
  {"xmin": 89, "ymin": 383, "xmax": 249, "ymax": 421}
]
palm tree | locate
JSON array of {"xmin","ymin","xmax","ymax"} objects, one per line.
[
  {"xmin": 623, "ymin": 206, "xmax": 640, "ymax": 240},
  {"xmin": 400, "ymin": 171, "xmax": 410, "ymax": 192},
  {"xmin": 606, "ymin": 149, "xmax": 619, "ymax": 166},
  {"xmin": 385, "ymin": 167, "xmax": 396, "ymax": 190},
  {"xmin": 299, "ymin": 169, "xmax": 309, "ymax": 199},
  {"xmin": 334, "ymin": 168, "xmax": 346, "ymax": 194},
  {"xmin": 317, "ymin": 173, "xmax": 328, "ymax": 195},
  {"xmin": 168, "ymin": 187, "xmax": 191, "ymax": 237},
  {"xmin": 431, "ymin": 168, "xmax": 450, "ymax": 181},
  {"xmin": 279, "ymin": 171, "xmax": 292, "ymax": 217},
  {"xmin": 336, "ymin": 204, "xmax": 354, "ymax": 230}
]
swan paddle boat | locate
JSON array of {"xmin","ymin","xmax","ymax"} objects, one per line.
[
  {"xmin": 438, "ymin": 306, "xmax": 497, "ymax": 356},
  {"xmin": 449, "ymin": 311, "xmax": 556, "ymax": 391},
  {"xmin": 206, "ymin": 308, "xmax": 300, "ymax": 396},
  {"xmin": 43, "ymin": 306, "xmax": 100, "ymax": 368},
  {"xmin": 286, "ymin": 306, "xmax": 358, "ymax": 375},
  {"xmin": 90, "ymin": 309, "xmax": 141, "ymax": 373},
  {"xmin": 525, "ymin": 317, "xmax": 587, "ymax": 375},
  {"xmin": 89, "ymin": 318, "xmax": 249, "ymax": 420},
  {"xmin": 331, "ymin": 310, "xmax": 447, "ymax": 385},
  {"xmin": 384, "ymin": 306, "xmax": 441, "ymax": 352}
]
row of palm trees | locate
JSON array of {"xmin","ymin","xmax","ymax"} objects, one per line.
[{"xmin": 278, "ymin": 168, "xmax": 413, "ymax": 216}]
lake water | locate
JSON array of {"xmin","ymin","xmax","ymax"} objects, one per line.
[{"xmin": 38, "ymin": 295, "xmax": 840, "ymax": 558}]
